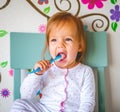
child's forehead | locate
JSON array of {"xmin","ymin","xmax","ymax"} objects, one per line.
[
  {"xmin": 49, "ymin": 24, "xmax": 79, "ymax": 41},
  {"xmin": 52, "ymin": 20, "xmax": 77, "ymax": 31},
  {"xmin": 50, "ymin": 23, "xmax": 76, "ymax": 36}
]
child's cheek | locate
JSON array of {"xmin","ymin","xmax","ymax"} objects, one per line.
[{"xmin": 49, "ymin": 46, "xmax": 56, "ymax": 58}]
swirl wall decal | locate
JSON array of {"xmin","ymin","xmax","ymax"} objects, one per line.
[
  {"xmin": 26, "ymin": 0, "xmax": 110, "ymax": 31},
  {"xmin": 26, "ymin": 0, "xmax": 50, "ymax": 19},
  {"xmin": 0, "ymin": 0, "xmax": 11, "ymax": 10},
  {"xmin": 78, "ymin": 13, "xmax": 110, "ymax": 31},
  {"xmin": 54, "ymin": 0, "xmax": 80, "ymax": 16}
]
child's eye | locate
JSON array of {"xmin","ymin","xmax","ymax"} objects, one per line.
[
  {"xmin": 50, "ymin": 39, "xmax": 57, "ymax": 42},
  {"xmin": 65, "ymin": 38, "xmax": 72, "ymax": 41}
]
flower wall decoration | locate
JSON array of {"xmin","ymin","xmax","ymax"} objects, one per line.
[
  {"xmin": 110, "ymin": 5, "xmax": 120, "ymax": 31},
  {"xmin": 0, "ymin": 0, "xmax": 119, "ymax": 32},
  {"xmin": 38, "ymin": 0, "xmax": 49, "ymax": 5},
  {"xmin": 81, "ymin": 0, "xmax": 107, "ymax": 9},
  {"xmin": 8, "ymin": 69, "xmax": 14, "ymax": 77},
  {"xmin": 110, "ymin": 5, "xmax": 120, "ymax": 22},
  {"xmin": 109, "ymin": 0, "xmax": 120, "ymax": 32},
  {"xmin": 0, "ymin": 28, "xmax": 9, "ymax": 101},
  {"xmin": 0, "ymin": 88, "xmax": 10, "ymax": 98},
  {"xmin": 38, "ymin": 24, "xmax": 46, "ymax": 33},
  {"xmin": 26, "ymin": 0, "xmax": 110, "ymax": 32}
]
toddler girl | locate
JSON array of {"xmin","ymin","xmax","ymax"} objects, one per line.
[{"xmin": 11, "ymin": 11, "xmax": 95, "ymax": 112}]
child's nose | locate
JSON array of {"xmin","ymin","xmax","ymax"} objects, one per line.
[{"xmin": 57, "ymin": 41, "xmax": 65, "ymax": 48}]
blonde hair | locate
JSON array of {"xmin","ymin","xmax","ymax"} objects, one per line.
[{"xmin": 44, "ymin": 11, "xmax": 86, "ymax": 62}]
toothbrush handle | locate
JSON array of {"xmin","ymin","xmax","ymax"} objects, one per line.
[
  {"xmin": 50, "ymin": 59, "xmax": 54, "ymax": 64},
  {"xmin": 29, "ymin": 67, "xmax": 41, "ymax": 74}
]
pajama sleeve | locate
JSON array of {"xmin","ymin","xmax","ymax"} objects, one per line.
[
  {"xmin": 20, "ymin": 73, "xmax": 43, "ymax": 99},
  {"xmin": 79, "ymin": 67, "xmax": 95, "ymax": 112}
]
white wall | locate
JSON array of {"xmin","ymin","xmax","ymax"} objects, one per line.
[{"xmin": 0, "ymin": 0, "xmax": 120, "ymax": 112}]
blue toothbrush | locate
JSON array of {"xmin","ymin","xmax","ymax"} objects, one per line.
[{"xmin": 29, "ymin": 54, "xmax": 62, "ymax": 74}]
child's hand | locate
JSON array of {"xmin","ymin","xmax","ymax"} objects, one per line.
[{"xmin": 34, "ymin": 60, "xmax": 51, "ymax": 75}]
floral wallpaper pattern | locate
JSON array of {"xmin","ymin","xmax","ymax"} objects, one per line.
[
  {"xmin": 0, "ymin": 0, "xmax": 120, "ymax": 111},
  {"xmin": 0, "ymin": 29, "xmax": 11, "ymax": 99},
  {"xmin": 0, "ymin": 0, "xmax": 120, "ymax": 32}
]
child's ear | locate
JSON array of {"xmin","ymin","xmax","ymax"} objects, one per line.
[
  {"xmin": 78, "ymin": 48, "xmax": 82, "ymax": 52},
  {"xmin": 78, "ymin": 44, "xmax": 82, "ymax": 52}
]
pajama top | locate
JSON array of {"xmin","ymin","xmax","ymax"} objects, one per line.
[{"xmin": 19, "ymin": 63, "xmax": 95, "ymax": 112}]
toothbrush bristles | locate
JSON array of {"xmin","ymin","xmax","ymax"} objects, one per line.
[
  {"xmin": 55, "ymin": 54, "xmax": 62, "ymax": 61},
  {"xmin": 50, "ymin": 54, "xmax": 62, "ymax": 64}
]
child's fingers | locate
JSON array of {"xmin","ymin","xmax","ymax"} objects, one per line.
[
  {"xmin": 38, "ymin": 60, "xmax": 50, "ymax": 70},
  {"xmin": 34, "ymin": 60, "xmax": 50, "ymax": 75}
]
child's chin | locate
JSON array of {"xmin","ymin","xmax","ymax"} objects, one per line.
[
  {"xmin": 58, "ymin": 59, "xmax": 67, "ymax": 63},
  {"xmin": 55, "ymin": 61, "xmax": 67, "ymax": 67}
]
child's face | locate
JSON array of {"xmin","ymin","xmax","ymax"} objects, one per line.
[{"xmin": 48, "ymin": 22, "xmax": 81, "ymax": 68}]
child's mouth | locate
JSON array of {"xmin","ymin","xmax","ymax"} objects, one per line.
[{"xmin": 58, "ymin": 52, "xmax": 67, "ymax": 61}]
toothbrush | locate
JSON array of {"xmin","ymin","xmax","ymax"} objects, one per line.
[{"xmin": 29, "ymin": 54, "xmax": 62, "ymax": 74}]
